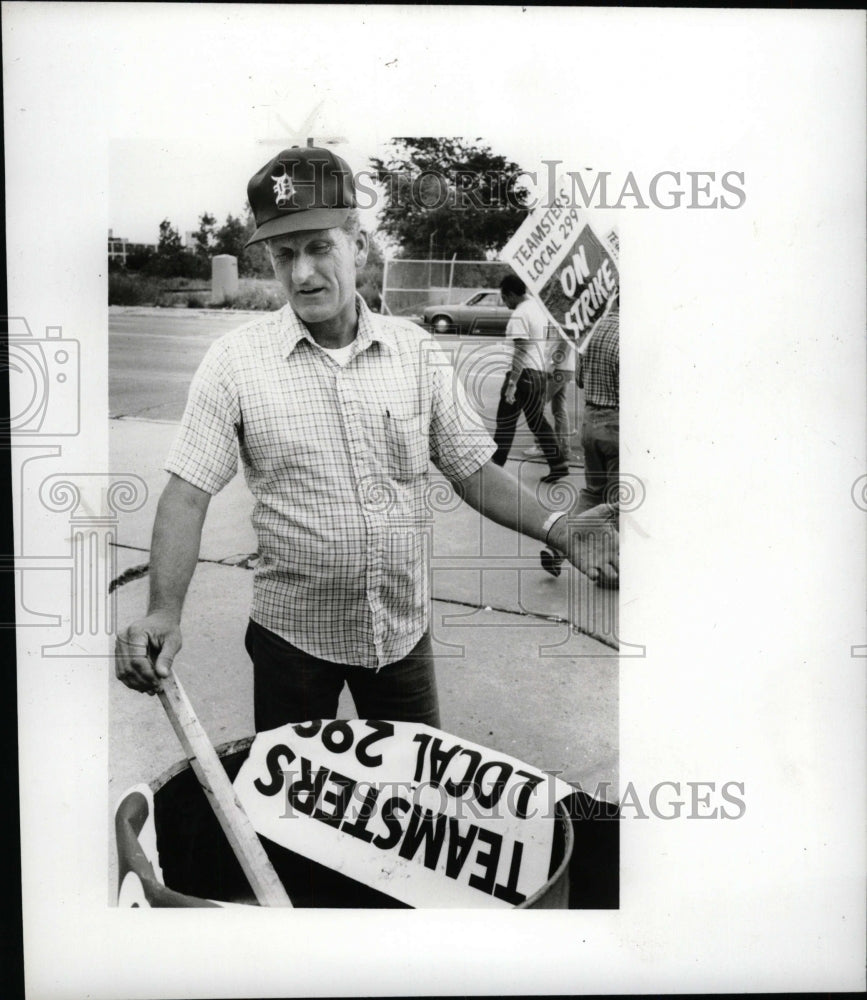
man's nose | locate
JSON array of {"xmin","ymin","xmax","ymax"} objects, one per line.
[{"xmin": 292, "ymin": 253, "xmax": 316, "ymax": 284}]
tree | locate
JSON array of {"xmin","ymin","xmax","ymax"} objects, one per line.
[
  {"xmin": 213, "ymin": 213, "xmax": 247, "ymax": 260},
  {"xmin": 356, "ymin": 235, "xmax": 384, "ymax": 311},
  {"xmin": 125, "ymin": 245, "xmax": 155, "ymax": 271},
  {"xmin": 153, "ymin": 218, "xmax": 184, "ymax": 275},
  {"xmin": 240, "ymin": 203, "xmax": 273, "ymax": 278},
  {"xmin": 369, "ymin": 138, "xmax": 532, "ymax": 259},
  {"xmin": 192, "ymin": 212, "xmax": 217, "ymax": 259}
]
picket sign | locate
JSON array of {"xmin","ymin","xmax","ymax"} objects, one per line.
[
  {"xmin": 501, "ymin": 174, "xmax": 619, "ymax": 353},
  {"xmin": 158, "ymin": 669, "xmax": 292, "ymax": 907},
  {"xmin": 233, "ymin": 720, "xmax": 573, "ymax": 909}
]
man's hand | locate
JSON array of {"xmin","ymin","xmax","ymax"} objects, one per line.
[
  {"xmin": 504, "ymin": 375, "xmax": 517, "ymax": 405},
  {"xmin": 549, "ymin": 503, "xmax": 619, "ymax": 588},
  {"xmin": 115, "ymin": 610, "xmax": 182, "ymax": 694},
  {"xmin": 114, "ymin": 474, "xmax": 209, "ymax": 694}
]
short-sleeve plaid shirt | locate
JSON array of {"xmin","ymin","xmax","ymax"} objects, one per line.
[
  {"xmin": 578, "ymin": 305, "xmax": 619, "ymax": 407},
  {"xmin": 165, "ymin": 296, "xmax": 495, "ymax": 668}
]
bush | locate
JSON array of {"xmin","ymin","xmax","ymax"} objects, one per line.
[
  {"xmin": 141, "ymin": 250, "xmax": 209, "ymax": 280},
  {"xmin": 109, "ymin": 272, "xmax": 167, "ymax": 306},
  {"xmin": 125, "ymin": 247, "xmax": 155, "ymax": 271}
]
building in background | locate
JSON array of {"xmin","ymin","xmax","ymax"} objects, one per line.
[{"xmin": 108, "ymin": 229, "xmax": 157, "ymax": 268}]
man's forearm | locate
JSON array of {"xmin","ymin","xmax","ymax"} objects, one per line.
[
  {"xmin": 454, "ymin": 460, "xmax": 565, "ymax": 545},
  {"xmin": 146, "ymin": 477, "xmax": 210, "ymax": 618},
  {"xmin": 507, "ymin": 341, "xmax": 525, "ymax": 382}
]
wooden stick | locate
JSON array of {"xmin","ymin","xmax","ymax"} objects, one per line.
[{"xmin": 157, "ymin": 668, "xmax": 292, "ymax": 907}]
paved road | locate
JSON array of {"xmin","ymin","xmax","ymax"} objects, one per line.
[
  {"xmin": 109, "ymin": 309, "xmax": 260, "ymax": 421},
  {"xmin": 108, "ymin": 307, "xmax": 526, "ymax": 433}
]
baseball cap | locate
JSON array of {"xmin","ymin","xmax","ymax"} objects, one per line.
[{"xmin": 245, "ymin": 146, "xmax": 356, "ymax": 248}]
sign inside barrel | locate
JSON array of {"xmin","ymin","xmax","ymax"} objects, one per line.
[
  {"xmin": 501, "ymin": 175, "xmax": 619, "ymax": 347},
  {"xmin": 233, "ymin": 721, "xmax": 574, "ymax": 908}
]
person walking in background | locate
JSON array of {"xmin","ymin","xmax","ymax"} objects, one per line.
[
  {"xmin": 575, "ymin": 290, "xmax": 619, "ymax": 514},
  {"xmin": 548, "ymin": 330, "xmax": 581, "ymax": 464},
  {"xmin": 540, "ymin": 291, "xmax": 619, "ymax": 578},
  {"xmin": 524, "ymin": 327, "xmax": 583, "ymax": 466},
  {"xmin": 491, "ymin": 274, "xmax": 570, "ymax": 483}
]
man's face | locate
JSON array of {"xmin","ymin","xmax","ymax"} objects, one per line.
[
  {"xmin": 268, "ymin": 226, "xmax": 368, "ymax": 327},
  {"xmin": 501, "ymin": 290, "xmax": 519, "ymax": 310}
]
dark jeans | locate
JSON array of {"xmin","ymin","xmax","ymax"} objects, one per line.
[
  {"xmin": 245, "ymin": 619, "xmax": 440, "ymax": 731},
  {"xmin": 491, "ymin": 369, "xmax": 566, "ymax": 471},
  {"xmin": 578, "ymin": 404, "xmax": 619, "ymax": 513}
]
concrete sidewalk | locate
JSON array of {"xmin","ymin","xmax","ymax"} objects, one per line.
[{"xmin": 109, "ymin": 416, "xmax": 618, "ymax": 887}]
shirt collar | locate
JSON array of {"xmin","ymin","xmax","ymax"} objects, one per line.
[{"xmin": 278, "ymin": 294, "xmax": 397, "ymax": 359}]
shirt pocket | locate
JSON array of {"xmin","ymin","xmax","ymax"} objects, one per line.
[{"xmin": 383, "ymin": 406, "xmax": 429, "ymax": 481}]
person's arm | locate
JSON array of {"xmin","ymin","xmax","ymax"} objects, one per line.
[
  {"xmin": 504, "ymin": 339, "xmax": 528, "ymax": 401},
  {"xmin": 453, "ymin": 459, "xmax": 618, "ymax": 586},
  {"xmin": 114, "ymin": 474, "xmax": 212, "ymax": 693},
  {"xmin": 502, "ymin": 307, "xmax": 528, "ymax": 403}
]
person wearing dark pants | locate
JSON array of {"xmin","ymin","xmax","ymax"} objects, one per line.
[
  {"xmin": 575, "ymin": 296, "xmax": 619, "ymax": 514},
  {"xmin": 246, "ymin": 621, "xmax": 439, "ymax": 731},
  {"xmin": 491, "ymin": 367, "xmax": 565, "ymax": 475},
  {"xmin": 577, "ymin": 404, "xmax": 619, "ymax": 514},
  {"xmin": 491, "ymin": 274, "xmax": 569, "ymax": 483},
  {"xmin": 541, "ymin": 294, "xmax": 619, "ymax": 577}
]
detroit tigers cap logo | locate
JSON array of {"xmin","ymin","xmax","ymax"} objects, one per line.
[{"xmin": 271, "ymin": 168, "xmax": 295, "ymax": 207}]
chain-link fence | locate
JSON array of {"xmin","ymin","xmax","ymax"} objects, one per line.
[{"xmin": 381, "ymin": 258, "xmax": 513, "ymax": 327}]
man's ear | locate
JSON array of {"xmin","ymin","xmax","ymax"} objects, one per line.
[{"xmin": 354, "ymin": 231, "xmax": 369, "ymax": 269}]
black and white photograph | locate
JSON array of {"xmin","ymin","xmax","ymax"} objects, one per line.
[{"xmin": 4, "ymin": 4, "xmax": 865, "ymax": 997}]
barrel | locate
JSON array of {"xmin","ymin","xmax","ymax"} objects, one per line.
[{"xmin": 115, "ymin": 735, "xmax": 575, "ymax": 909}]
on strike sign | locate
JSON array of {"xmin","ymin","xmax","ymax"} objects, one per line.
[
  {"xmin": 501, "ymin": 176, "xmax": 619, "ymax": 343},
  {"xmin": 233, "ymin": 720, "xmax": 573, "ymax": 908}
]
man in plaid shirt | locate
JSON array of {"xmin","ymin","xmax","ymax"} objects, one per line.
[
  {"xmin": 115, "ymin": 147, "xmax": 618, "ymax": 729},
  {"xmin": 540, "ymin": 293, "xmax": 619, "ymax": 577},
  {"xmin": 576, "ymin": 294, "xmax": 619, "ymax": 515}
]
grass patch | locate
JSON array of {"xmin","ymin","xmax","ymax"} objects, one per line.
[
  {"xmin": 220, "ymin": 279, "xmax": 287, "ymax": 310},
  {"xmin": 109, "ymin": 273, "xmax": 287, "ymax": 310},
  {"xmin": 110, "ymin": 273, "xmax": 381, "ymax": 313},
  {"xmin": 109, "ymin": 273, "xmax": 170, "ymax": 306}
]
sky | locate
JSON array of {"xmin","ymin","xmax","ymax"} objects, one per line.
[
  {"xmin": 104, "ymin": 36, "xmax": 556, "ymax": 246},
  {"xmin": 109, "ymin": 131, "xmax": 390, "ymax": 244},
  {"xmin": 103, "ymin": 4, "xmax": 617, "ymax": 248}
]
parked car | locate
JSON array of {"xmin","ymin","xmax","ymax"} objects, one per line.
[{"xmin": 421, "ymin": 290, "xmax": 512, "ymax": 336}]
